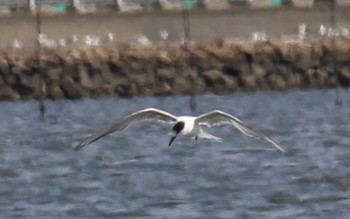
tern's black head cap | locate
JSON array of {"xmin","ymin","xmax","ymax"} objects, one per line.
[{"xmin": 172, "ymin": 121, "xmax": 185, "ymax": 134}]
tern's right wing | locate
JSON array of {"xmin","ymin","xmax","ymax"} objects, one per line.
[
  {"xmin": 196, "ymin": 110, "xmax": 286, "ymax": 153},
  {"xmin": 74, "ymin": 108, "xmax": 177, "ymax": 151}
]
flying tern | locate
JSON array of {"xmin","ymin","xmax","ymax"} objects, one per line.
[{"xmin": 74, "ymin": 108, "xmax": 285, "ymax": 153}]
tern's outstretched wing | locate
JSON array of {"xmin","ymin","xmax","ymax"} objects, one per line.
[
  {"xmin": 74, "ymin": 108, "xmax": 177, "ymax": 151},
  {"xmin": 195, "ymin": 110, "xmax": 285, "ymax": 153}
]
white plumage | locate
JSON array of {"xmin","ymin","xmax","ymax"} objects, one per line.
[{"xmin": 74, "ymin": 108, "xmax": 285, "ymax": 153}]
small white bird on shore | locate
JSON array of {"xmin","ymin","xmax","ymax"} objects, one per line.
[{"xmin": 74, "ymin": 108, "xmax": 285, "ymax": 153}]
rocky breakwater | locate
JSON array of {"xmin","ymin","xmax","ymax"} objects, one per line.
[{"xmin": 0, "ymin": 37, "xmax": 349, "ymax": 101}]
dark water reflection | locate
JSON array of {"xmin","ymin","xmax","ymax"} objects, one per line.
[{"xmin": 1, "ymin": 89, "xmax": 350, "ymax": 218}]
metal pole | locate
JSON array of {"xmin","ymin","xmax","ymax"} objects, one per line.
[
  {"xmin": 330, "ymin": 0, "xmax": 342, "ymax": 105},
  {"xmin": 181, "ymin": 0, "xmax": 197, "ymax": 112},
  {"xmin": 36, "ymin": 0, "xmax": 46, "ymax": 117}
]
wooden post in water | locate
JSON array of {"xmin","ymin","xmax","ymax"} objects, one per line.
[
  {"xmin": 35, "ymin": 0, "xmax": 46, "ymax": 118},
  {"xmin": 181, "ymin": 0, "xmax": 197, "ymax": 112},
  {"xmin": 330, "ymin": 0, "xmax": 342, "ymax": 105}
]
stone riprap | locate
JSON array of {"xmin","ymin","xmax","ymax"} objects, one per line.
[{"xmin": 0, "ymin": 37, "xmax": 349, "ymax": 101}]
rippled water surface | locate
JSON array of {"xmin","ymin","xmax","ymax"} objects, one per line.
[{"xmin": 1, "ymin": 89, "xmax": 350, "ymax": 218}]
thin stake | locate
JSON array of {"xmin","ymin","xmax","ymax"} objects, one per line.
[
  {"xmin": 330, "ymin": 0, "xmax": 342, "ymax": 105},
  {"xmin": 181, "ymin": 2, "xmax": 196, "ymax": 112},
  {"xmin": 35, "ymin": 0, "xmax": 46, "ymax": 117}
]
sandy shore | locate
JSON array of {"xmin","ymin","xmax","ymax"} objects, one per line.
[{"xmin": 0, "ymin": 4, "xmax": 349, "ymax": 50}]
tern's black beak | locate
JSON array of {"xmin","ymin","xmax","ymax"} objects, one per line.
[{"xmin": 168, "ymin": 136, "xmax": 177, "ymax": 147}]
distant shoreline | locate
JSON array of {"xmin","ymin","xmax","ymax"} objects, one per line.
[{"xmin": 1, "ymin": 4, "xmax": 349, "ymax": 50}]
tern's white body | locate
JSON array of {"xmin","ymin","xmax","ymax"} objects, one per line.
[
  {"xmin": 176, "ymin": 116, "xmax": 197, "ymax": 136},
  {"xmin": 173, "ymin": 116, "xmax": 222, "ymax": 142},
  {"xmin": 74, "ymin": 108, "xmax": 285, "ymax": 153}
]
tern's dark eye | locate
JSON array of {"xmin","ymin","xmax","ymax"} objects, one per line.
[{"xmin": 172, "ymin": 121, "xmax": 185, "ymax": 134}]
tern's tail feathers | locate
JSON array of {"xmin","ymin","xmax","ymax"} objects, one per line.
[{"xmin": 198, "ymin": 131, "xmax": 223, "ymax": 143}]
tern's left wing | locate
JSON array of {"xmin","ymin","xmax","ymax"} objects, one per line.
[
  {"xmin": 195, "ymin": 110, "xmax": 285, "ymax": 153},
  {"xmin": 74, "ymin": 108, "xmax": 177, "ymax": 151}
]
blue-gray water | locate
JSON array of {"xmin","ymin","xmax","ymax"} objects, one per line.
[{"xmin": 1, "ymin": 89, "xmax": 350, "ymax": 218}]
